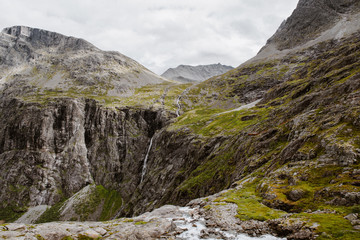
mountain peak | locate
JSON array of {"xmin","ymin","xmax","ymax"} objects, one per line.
[
  {"xmin": 265, "ymin": 0, "xmax": 360, "ymax": 51},
  {"xmin": 249, "ymin": 0, "xmax": 360, "ymax": 64},
  {"xmin": 161, "ymin": 63, "xmax": 233, "ymax": 83},
  {"xmin": 0, "ymin": 26, "xmax": 168, "ymax": 97},
  {"xmin": 2, "ymin": 25, "xmax": 96, "ymax": 51}
]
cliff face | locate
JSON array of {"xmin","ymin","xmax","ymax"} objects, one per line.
[{"xmin": 0, "ymin": 97, "xmax": 173, "ymax": 220}]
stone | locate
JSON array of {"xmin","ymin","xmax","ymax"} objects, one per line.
[
  {"xmin": 93, "ymin": 227, "xmax": 107, "ymax": 236},
  {"xmin": 344, "ymin": 213, "xmax": 359, "ymax": 225},
  {"xmin": 287, "ymin": 189, "xmax": 306, "ymax": 202},
  {"xmin": 80, "ymin": 229, "xmax": 101, "ymax": 239},
  {"xmin": 5, "ymin": 223, "xmax": 26, "ymax": 231},
  {"xmin": 354, "ymin": 225, "xmax": 360, "ymax": 230}
]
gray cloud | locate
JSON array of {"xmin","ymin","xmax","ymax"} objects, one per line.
[{"xmin": 0, "ymin": 0, "xmax": 298, "ymax": 74}]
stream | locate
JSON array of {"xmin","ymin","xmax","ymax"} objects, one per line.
[{"xmin": 176, "ymin": 88, "xmax": 190, "ymax": 117}]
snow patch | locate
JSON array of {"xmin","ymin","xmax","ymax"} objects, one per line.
[{"xmin": 216, "ymin": 99, "xmax": 261, "ymax": 116}]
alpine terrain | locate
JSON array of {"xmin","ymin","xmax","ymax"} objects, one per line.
[
  {"xmin": 0, "ymin": 0, "xmax": 360, "ymax": 239},
  {"xmin": 161, "ymin": 63, "xmax": 234, "ymax": 83}
]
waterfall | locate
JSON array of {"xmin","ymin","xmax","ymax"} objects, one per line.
[
  {"xmin": 140, "ymin": 136, "xmax": 154, "ymax": 183},
  {"xmin": 176, "ymin": 88, "xmax": 190, "ymax": 117},
  {"xmin": 176, "ymin": 96, "xmax": 181, "ymax": 117}
]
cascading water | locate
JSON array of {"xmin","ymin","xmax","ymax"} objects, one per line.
[
  {"xmin": 140, "ymin": 136, "xmax": 154, "ymax": 183},
  {"xmin": 176, "ymin": 97, "xmax": 181, "ymax": 117},
  {"xmin": 176, "ymin": 88, "xmax": 190, "ymax": 117}
]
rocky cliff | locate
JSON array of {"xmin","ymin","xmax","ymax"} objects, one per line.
[
  {"xmin": 1, "ymin": 0, "xmax": 360, "ymax": 239},
  {"xmin": 161, "ymin": 63, "xmax": 233, "ymax": 83}
]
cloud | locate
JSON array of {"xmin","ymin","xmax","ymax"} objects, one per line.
[{"xmin": 0, "ymin": 0, "xmax": 299, "ymax": 74}]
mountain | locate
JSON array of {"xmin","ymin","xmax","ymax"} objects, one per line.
[
  {"xmin": 161, "ymin": 63, "xmax": 233, "ymax": 82},
  {"xmin": 0, "ymin": 26, "xmax": 169, "ymax": 99},
  {"xmin": 1, "ymin": 0, "xmax": 360, "ymax": 239},
  {"xmin": 254, "ymin": 0, "xmax": 360, "ymax": 61}
]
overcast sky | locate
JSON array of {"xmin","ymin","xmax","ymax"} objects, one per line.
[{"xmin": 0, "ymin": 0, "xmax": 299, "ymax": 74}]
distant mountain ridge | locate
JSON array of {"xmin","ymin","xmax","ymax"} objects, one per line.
[
  {"xmin": 0, "ymin": 26, "xmax": 168, "ymax": 98},
  {"xmin": 161, "ymin": 63, "xmax": 233, "ymax": 82}
]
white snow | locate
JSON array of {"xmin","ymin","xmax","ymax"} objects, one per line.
[{"xmin": 216, "ymin": 99, "xmax": 261, "ymax": 116}]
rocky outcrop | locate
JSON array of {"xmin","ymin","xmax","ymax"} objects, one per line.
[{"xmin": 161, "ymin": 63, "xmax": 233, "ymax": 82}]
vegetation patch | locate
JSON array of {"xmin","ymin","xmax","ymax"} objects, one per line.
[
  {"xmin": 0, "ymin": 205, "xmax": 27, "ymax": 223},
  {"xmin": 134, "ymin": 221, "xmax": 148, "ymax": 225},
  {"xmin": 36, "ymin": 199, "xmax": 66, "ymax": 223},
  {"xmin": 178, "ymin": 149, "xmax": 236, "ymax": 198},
  {"xmin": 171, "ymin": 106, "xmax": 271, "ymax": 137},
  {"xmin": 295, "ymin": 213, "xmax": 360, "ymax": 240},
  {"xmin": 73, "ymin": 185, "xmax": 123, "ymax": 221},
  {"xmin": 221, "ymin": 180, "xmax": 286, "ymax": 221}
]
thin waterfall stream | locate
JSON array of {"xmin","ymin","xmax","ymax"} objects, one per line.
[
  {"xmin": 176, "ymin": 88, "xmax": 190, "ymax": 117},
  {"xmin": 140, "ymin": 136, "xmax": 154, "ymax": 183}
]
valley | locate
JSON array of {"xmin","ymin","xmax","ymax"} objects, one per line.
[{"xmin": 0, "ymin": 0, "xmax": 360, "ymax": 239}]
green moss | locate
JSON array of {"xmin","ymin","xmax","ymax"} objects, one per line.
[
  {"xmin": 73, "ymin": 185, "xmax": 123, "ymax": 221},
  {"xmin": 296, "ymin": 213, "xmax": 360, "ymax": 240},
  {"xmin": 77, "ymin": 234, "xmax": 100, "ymax": 240},
  {"xmin": 97, "ymin": 186, "xmax": 123, "ymax": 221},
  {"xmin": 36, "ymin": 200, "xmax": 66, "ymax": 223},
  {"xmin": 203, "ymin": 205, "xmax": 212, "ymax": 210},
  {"xmin": 123, "ymin": 218, "xmax": 134, "ymax": 223},
  {"xmin": 36, "ymin": 234, "xmax": 46, "ymax": 240},
  {"xmin": 21, "ymin": 82, "xmax": 185, "ymax": 109},
  {"xmin": 61, "ymin": 237, "xmax": 75, "ymax": 240},
  {"xmin": 221, "ymin": 180, "xmax": 286, "ymax": 221},
  {"xmin": 264, "ymin": 164, "xmax": 360, "ymax": 213},
  {"xmin": 171, "ymin": 106, "xmax": 271, "ymax": 137},
  {"xmin": 0, "ymin": 205, "xmax": 27, "ymax": 223},
  {"xmin": 134, "ymin": 221, "xmax": 148, "ymax": 225},
  {"xmin": 178, "ymin": 149, "xmax": 235, "ymax": 198}
]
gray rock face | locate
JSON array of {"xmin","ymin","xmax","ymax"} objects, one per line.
[
  {"xmin": 161, "ymin": 63, "xmax": 233, "ymax": 82},
  {"xmin": 0, "ymin": 26, "xmax": 167, "ymax": 97},
  {"xmin": 0, "ymin": 97, "xmax": 173, "ymax": 216},
  {"xmin": 262, "ymin": 0, "xmax": 360, "ymax": 51},
  {"xmin": 2, "ymin": 26, "xmax": 96, "ymax": 52}
]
